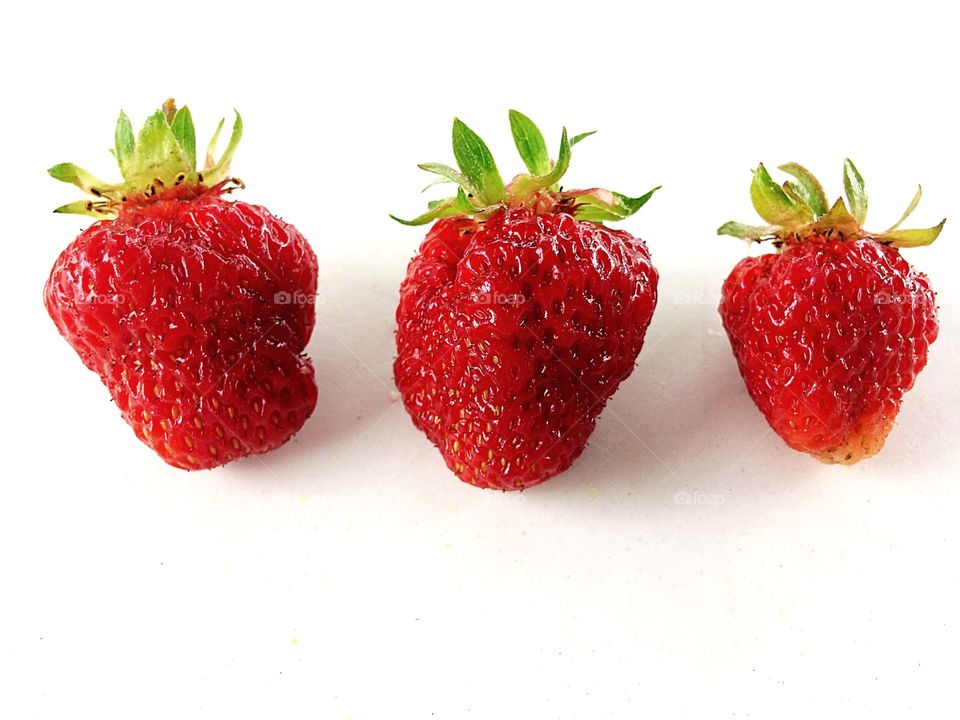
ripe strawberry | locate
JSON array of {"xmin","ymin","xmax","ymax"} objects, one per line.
[
  {"xmin": 393, "ymin": 112, "xmax": 660, "ymax": 490},
  {"xmin": 718, "ymin": 160, "xmax": 945, "ymax": 463},
  {"xmin": 44, "ymin": 100, "xmax": 318, "ymax": 470}
]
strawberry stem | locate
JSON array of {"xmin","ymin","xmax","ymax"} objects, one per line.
[
  {"xmin": 49, "ymin": 99, "xmax": 243, "ymax": 219},
  {"xmin": 392, "ymin": 111, "xmax": 660, "ymax": 227},
  {"xmin": 719, "ymin": 160, "xmax": 946, "ymax": 248}
]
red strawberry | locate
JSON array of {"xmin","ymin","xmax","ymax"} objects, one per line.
[
  {"xmin": 393, "ymin": 112, "xmax": 660, "ymax": 490},
  {"xmin": 718, "ymin": 160, "xmax": 944, "ymax": 463},
  {"xmin": 44, "ymin": 100, "xmax": 318, "ymax": 470}
]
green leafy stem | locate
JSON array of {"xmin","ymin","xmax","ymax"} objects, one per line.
[
  {"xmin": 718, "ymin": 160, "xmax": 945, "ymax": 248},
  {"xmin": 391, "ymin": 110, "xmax": 659, "ymax": 226},
  {"xmin": 49, "ymin": 99, "xmax": 243, "ymax": 218}
]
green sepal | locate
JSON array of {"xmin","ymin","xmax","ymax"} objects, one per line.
[
  {"xmin": 571, "ymin": 131, "xmax": 596, "ymax": 146},
  {"xmin": 205, "ymin": 117, "xmax": 225, "ymax": 169},
  {"xmin": 885, "ymin": 185, "xmax": 922, "ymax": 232},
  {"xmin": 113, "ymin": 111, "xmax": 135, "ymax": 178},
  {"xmin": 750, "ymin": 163, "xmax": 813, "ymax": 226},
  {"xmin": 572, "ymin": 205, "xmax": 624, "ymax": 223},
  {"xmin": 420, "ymin": 175, "xmax": 455, "ymax": 193},
  {"xmin": 717, "ymin": 221, "xmax": 780, "ymax": 241},
  {"xmin": 130, "ymin": 110, "xmax": 192, "ymax": 186},
  {"xmin": 614, "ymin": 187, "xmax": 661, "ymax": 215},
  {"xmin": 507, "ymin": 127, "xmax": 571, "ymax": 199},
  {"xmin": 843, "ymin": 158, "xmax": 868, "ymax": 224},
  {"xmin": 778, "ymin": 162, "xmax": 828, "ymax": 217},
  {"xmin": 203, "ymin": 110, "xmax": 243, "ymax": 182},
  {"xmin": 782, "ymin": 181, "xmax": 810, "ymax": 211},
  {"xmin": 418, "ymin": 162, "xmax": 478, "ymax": 197},
  {"xmin": 452, "ymin": 187, "xmax": 476, "ymax": 214},
  {"xmin": 570, "ymin": 186, "xmax": 661, "ymax": 223},
  {"xmin": 170, "ymin": 106, "xmax": 197, "ymax": 169},
  {"xmin": 48, "ymin": 163, "xmax": 119, "ymax": 199},
  {"xmin": 389, "ymin": 200, "xmax": 455, "ymax": 226},
  {"xmin": 52, "ymin": 199, "xmax": 114, "ymax": 218},
  {"xmin": 810, "ymin": 197, "xmax": 862, "ymax": 236},
  {"xmin": 452, "ymin": 118, "xmax": 504, "ymax": 206},
  {"xmin": 508, "ymin": 110, "xmax": 550, "ymax": 176},
  {"xmin": 880, "ymin": 219, "xmax": 945, "ymax": 247}
]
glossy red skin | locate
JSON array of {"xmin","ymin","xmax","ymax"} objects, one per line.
[
  {"xmin": 395, "ymin": 207, "xmax": 658, "ymax": 490},
  {"xmin": 44, "ymin": 187, "xmax": 318, "ymax": 469},
  {"xmin": 719, "ymin": 235, "xmax": 937, "ymax": 463}
]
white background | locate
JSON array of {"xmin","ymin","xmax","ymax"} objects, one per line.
[{"xmin": 2, "ymin": 1, "xmax": 958, "ymax": 717}]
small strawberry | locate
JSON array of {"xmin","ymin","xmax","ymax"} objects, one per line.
[
  {"xmin": 718, "ymin": 160, "xmax": 945, "ymax": 463},
  {"xmin": 393, "ymin": 112, "xmax": 660, "ymax": 490},
  {"xmin": 45, "ymin": 100, "xmax": 318, "ymax": 470}
]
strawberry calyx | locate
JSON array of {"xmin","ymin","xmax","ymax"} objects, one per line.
[
  {"xmin": 48, "ymin": 98, "xmax": 243, "ymax": 219},
  {"xmin": 718, "ymin": 160, "xmax": 945, "ymax": 248},
  {"xmin": 391, "ymin": 110, "xmax": 660, "ymax": 226}
]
